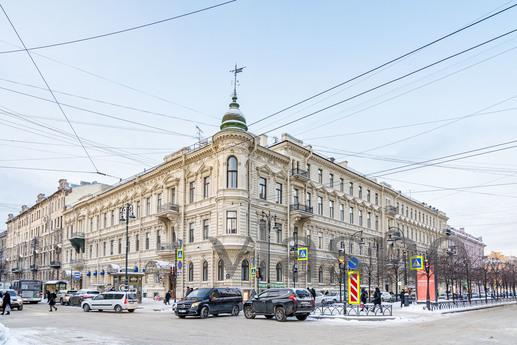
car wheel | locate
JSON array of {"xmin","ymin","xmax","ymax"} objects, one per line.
[
  {"xmin": 265, "ymin": 315, "xmax": 274, "ymax": 319},
  {"xmin": 177, "ymin": 315, "xmax": 186, "ymax": 319},
  {"xmin": 244, "ymin": 305, "xmax": 256, "ymax": 319},
  {"xmin": 231, "ymin": 305, "xmax": 240, "ymax": 316},
  {"xmin": 200, "ymin": 306, "xmax": 209, "ymax": 319},
  {"xmin": 60, "ymin": 298, "xmax": 64, "ymax": 305},
  {"xmin": 114, "ymin": 305, "xmax": 123, "ymax": 313},
  {"xmin": 296, "ymin": 314, "xmax": 309, "ymax": 321},
  {"xmin": 128, "ymin": 309, "xmax": 135, "ymax": 313},
  {"xmin": 18, "ymin": 305, "xmax": 23, "ymax": 311},
  {"xmin": 83, "ymin": 304, "xmax": 90, "ymax": 312},
  {"xmin": 275, "ymin": 306, "xmax": 287, "ymax": 322}
]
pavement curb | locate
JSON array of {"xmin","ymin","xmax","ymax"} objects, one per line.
[{"xmin": 441, "ymin": 302, "xmax": 517, "ymax": 315}]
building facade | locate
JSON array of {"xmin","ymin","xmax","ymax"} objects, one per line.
[
  {"xmin": 4, "ymin": 180, "xmax": 109, "ymax": 283},
  {"xmin": 56, "ymin": 94, "xmax": 453, "ymax": 299}
]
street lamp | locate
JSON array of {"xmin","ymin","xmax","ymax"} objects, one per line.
[
  {"xmin": 260, "ymin": 211, "xmax": 277, "ymax": 289},
  {"xmin": 425, "ymin": 255, "xmax": 431, "ymax": 310},
  {"xmin": 119, "ymin": 203, "xmax": 136, "ymax": 291}
]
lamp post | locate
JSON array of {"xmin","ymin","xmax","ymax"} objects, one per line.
[
  {"xmin": 260, "ymin": 211, "xmax": 277, "ymax": 289},
  {"xmin": 425, "ymin": 256, "xmax": 431, "ymax": 310},
  {"xmin": 119, "ymin": 203, "xmax": 135, "ymax": 290}
]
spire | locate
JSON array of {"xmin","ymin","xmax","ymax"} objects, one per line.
[{"xmin": 220, "ymin": 64, "xmax": 248, "ymax": 131}]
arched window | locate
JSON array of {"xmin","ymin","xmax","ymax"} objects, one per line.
[
  {"xmin": 227, "ymin": 156, "xmax": 238, "ymax": 188},
  {"xmin": 202, "ymin": 260, "xmax": 208, "ymax": 281},
  {"xmin": 329, "ymin": 267, "xmax": 336, "ymax": 284},
  {"xmin": 241, "ymin": 260, "xmax": 249, "ymax": 281},
  {"xmin": 218, "ymin": 259, "xmax": 225, "ymax": 281},
  {"xmin": 188, "ymin": 262, "xmax": 194, "ymax": 282},
  {"xmin": 318, "ymin": 266, "xmax": 323, "ymax": 284},
  {"xmin": 259, "ymin": 261, "xmax": 267, "ymax": 282},
  {"xmin": 276, "ymin": 262, "xmax": 283, "ymax": 282}
]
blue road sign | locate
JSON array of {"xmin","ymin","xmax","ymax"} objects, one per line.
[
  {"xmin": 72, "ymin": 271, "xmax": 81, "ymax": 280},
  {"xmin": 348, "ymin": 256, "xmax": 360, "ymax": 270},
  {"xmin": 410, "ymin": 256, "xmax": 424, "ymax": 270}
]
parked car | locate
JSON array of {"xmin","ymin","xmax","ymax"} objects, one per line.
[
  {"xmin": 61, "ymin": 290, "xmax": 77, "ymax": 305},
  {"xmin": 0, "ymin": 289, "xmax": 23, "ymax": 311},
  {"xmin": 381, "ymin": 291, "xmax": 394, "ymax": 302},
  {"xmin": 315, "ymin": 290, "xmax": 345, "ymax": 305},
  {"xmin": 81, "ymin": 292, "xmax": 138, "ymax": 313},
  {"xmin": 68, "ymin": 289, "xmax": 99, "ymax": 306},
  {"xmin": 175, "ymin": 288, "xmax": 242, "ymax": 319},
  {"xmin": 243, "ymin": 288, "xmax": 314, "ymax": 322}
]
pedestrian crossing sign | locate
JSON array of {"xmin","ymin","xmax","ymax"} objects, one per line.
[
  {"xmin": 176, "ymin": 248, "xmax": 183, "ymax": 261},
  {"xmin": 297, "ymin": 247, "xmax": 308, "ymax": 261},
  {"xmin": 250, "ymin": 267, "xmax": 256, "ymax": 280},
  {"xmin": 410, "ymin": 255, "xmax": 424, "ymax": 270}
]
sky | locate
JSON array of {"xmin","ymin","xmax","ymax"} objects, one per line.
[{"xmin": 0, "ymin": 0, "xmax": 516, "ymax": 255}]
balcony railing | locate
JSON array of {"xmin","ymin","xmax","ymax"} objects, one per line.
[
  {"xmin": 30, "ymin": 264, "xmax": 38, "ymax": 272},
  {"xmin": 385, "ymin": 205, "xmax": 398, "ymax": 216},
  {"xmin": 70, "ymin": 232, "xmax": 85, "ymax": 239},
  {"xmin": 158, "ymin": 203, "xmax": 179, "ymax": 213},
  {"xmin": 50, "ymin": 260, "xmax": 61, "ymax": 268},
  {"xmin": 290, "ymin": 168, "xmax": 310, "ymax": 181},
  {"xmin": 290, "ymin": 203, "xmax": 314, "ymax": 214}
]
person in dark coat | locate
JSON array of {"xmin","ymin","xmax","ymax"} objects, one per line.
[
  {"xmin": 400, "ymin": 289, "xmax": 406, "ymax": 308},
  {"xmin": 307, "ymin": 287, "xmax": 316, "ymax": 299},
  {"xmin": 360, "ymin": 288, "xmax": 368, "ymax": 311},
  {"xmin": 372, "ymin": 287, "xmax": 382, "ymax": 313},
  {"xmin": 165, "ymin": 290, "xmax": 171, "ymax": 305},
  {"xmin": 1, "ymin": 291, "xmax": 11, "ymax": 315},
  {"xmin": 48, "ymin": 291, "xmax": 57, "ymax": 312}
]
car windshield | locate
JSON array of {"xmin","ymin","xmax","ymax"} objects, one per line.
[
  {"xmin": 186, "ymin": 288, "xmax": 211, "ymax": 299},
  {"xmin": 295, "ymin": 289, "xmax": 311, "ymax": 298},
  {"xmin": 21, "ymin": 282, "xmax": 41, "ymax": 290},
  {"xmin": 127, "ymin": 293, "xmax": 137, "ymax": 301}
]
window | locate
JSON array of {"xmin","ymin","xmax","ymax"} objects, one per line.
[
  {"xmin": 227, "ymin": 156, "xmax": 238, "ymax": 188},
  {"xmin": 375, "ymin": 215, "xmax": 379, "ymax": 230},
  {"xmin": 103, "ymin": 242, "xmax": 106, "ymax": 256},
  {"xmin": 318, "ymin": 169, "xmax": 323, "ymax": 183},
  {"xmin": 226, "ymin": 211, "xmax": 238, "ymax": 234},
  {"xmin": 259, "ymin": 261, "xmax": 267, "ymax": 282},
  {"xmin": 306, "ymin": 192, "xmax": 311, "ymax": 208},
  {"xmin": 318, "ymin": 266, "xmax": 323, "ymax": 284},
  {"xmin": 189, "ymin": 182, "xmax": 195, "ymax": 203},
  {"xmin": 169, "ymin": 187, "xmax": 176, "ymax": 204},
  {"xmin": 330, "ymin": 268, "xmax": 336, "ymax": 284},
  {"xmin": 156, "ymin": 231, "xmax": 161, "ymax": 249},
  {"xmin": 135, "ymin": 235, "xmax": 139, "ymax": 251},
  {"xmin": 111, "ymin": 210, "xmax": 115, "ymax": 226},
  {"xmin": 329, "ymin": 200, "xmax": 334, "ymax": 218},
  {"xmin": 118, "ymin": 238, "xmax": 122, "ymax": 254},
  {"xmin": 188, "ymin": 262, "xmax": 194, "ymax": 282},
  {"xmin": 367, "ymin": 189, "xmax": 371, "ymax": 202},
  {"xmin": 318, "ymin": 236, "xmax": 322, "ymax": 249},
  {"xmin": 306, "ymin": 163, "xmax": 311, "ymax": 177},
  {"xmin": 339, "ymin": 204, "xmax": 344, "ymax": 221},
  {"xmin": 259, "ymin": 177, "xmax": 267, "ymax": 200},
  {"xmin": 375, "ymin": 193, "xmax": 379, "ymax": 205},
  {"xmin": 307, "ymin": 265, "xmax": 312, "ymax": 283},
  {"xmin": 110, "ymin": 240, "xmax": 114, "ymax": 255},
  {"xmin": 275, "ymin": 223, "xmax": 282, "ymax": 243},
  {"xmin": 135, "ymin": 202, "xmax": 140, "ymax": 218},
  {"xmin": 359, "ymin": 210, "xmax": 363, "ymax": 226},
  {"xmin": 349, "ymin": 182, "xmax": 354, "ymax": 195},
  {"xmin": 218, "ymin": 260, "xmax": 225, "ymax": 281},
  {"xmin": 145, "ymin": 232, "xmax": 150, "ymax": 250},
  {"xmin": 275, "ymin": 183, "xmax": 282, "ymax": 204},
  {"xmin": 189, "ymin": 223, "xmax": 194, "ymax": 243},
  {"xmin": 276, "ymin": 263, "xmax": 283, "ymax": 282},
  {"xmin": 103, "ymin": 213, "xmax": 107, "ymax": 228},
  {"xmin": 329, "ymin": 173, "xmax": 334, "ymax": 187},
  {"xmin": 317, "ymin": 197, "xmax": 323, "ymax": 215},
  {"xmin": 358, "ymin": 186, "xmax": 363, "ymax": 199},
  {"xmin": 259, "ymin": 219, "xmax": 266, "ymax": 241},
  {"xmin": 202, "ymin": 261, "xmax": 208, "ymax": 281},
  {"xmin": 157, "ymin": 193, "xmax": 162, "ymax": 211},
  {"xmin": 293, "ymin": 188, "xmax": 299, "ymax": 205},
  {"xmin": 367, "ymin": 212, "xmax": 372, "ymax": 228},
  {"xmin": 146, "ymin": 198, "xmax": 151, "ymax": 215},
  {"xmin": 340, "ymin": 178, "xmax": 344, "ymax": 192},
  {"xmin": 349, "ymin": 207, "xmax": 354, "ymax": 224},
  {"xmin": 203, "ymin": 219, "xmax": 209, "ymax": 240},
  {"xmin": 203, "ymin": 176, "xmax": 210, "ymax": 198},
  {"xmin": 242, "ymin": 260, "xmax": 249, "ymax": 281}
]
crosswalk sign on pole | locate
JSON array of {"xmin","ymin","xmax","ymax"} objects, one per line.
[
  {"xmin": 297, "ymin": 247, "xmax": 308, "ymax": 261},
  {"xmin": 410, "ymin": 255, "xmax": 424, "ymax": 270}
]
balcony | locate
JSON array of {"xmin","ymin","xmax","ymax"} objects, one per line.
[
  {"xmin": 157, "ymin": 203, "xmax": 180, "ymax": 221},
  {"xmin": 157, "ymin": 243, "xmax": 176, "ymax": 258},
  {"xmin": 290, "ymin": 168, "xmax": 310, "ymax": 182},
  {"xmin": 290, "ymin": 203, "xmax": 314, "ymax": 220},
  {"xmin": 385, "ymin": 205, "xmax": 398, "ymax": 217},
  {"xmin": 11, "ymin": 267, "xmax": 21, "ymax": 273},
  {"xmin": 50, "ymin": 260, "xmax": 61, "ymax": 269},
  {"xmin": 69, "ymin": 232, "xmax": 85, "ymax": 253}
]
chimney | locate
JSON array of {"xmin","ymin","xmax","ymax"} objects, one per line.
[{"xmin": 258, "ymin": 134, "xmax": 268, "ymax": 147}]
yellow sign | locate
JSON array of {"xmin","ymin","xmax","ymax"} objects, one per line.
[
  {"xmin": 410, "ymin": 255, "xmax": 424, "ymax": 270},
  {"xmin": 297, "ymin": 247, "xmax": 308, "ymax": 261}
]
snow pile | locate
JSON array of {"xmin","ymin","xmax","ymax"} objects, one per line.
[
  {"xmin": 139, "ymin": 298, "xmax": 174, "ymax": 313},
  {"xmin": 0, "ymin": 323, "xmax": 9, "ymax": 345}
]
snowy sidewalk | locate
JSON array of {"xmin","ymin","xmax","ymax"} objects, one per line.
[{"xmin": 137, "ymin": 298, "xmax": 174, "ymax": 313}]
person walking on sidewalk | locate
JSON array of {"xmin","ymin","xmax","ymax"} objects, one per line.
[
  {"xmin": 400, "ymin": 289, "xmax": 406, "ymax": 308},
  {"xmin": 360, "ymin": 288, "xmax": 368, "ymax": 311},
  {"xmin": 165, "ymin": 290, "xmax": 171, "ymax": 305},
  {"xmin": 372, "ymin": 287, "xmax": 383, "ymax": 314},
  {"xmin": 1, "ymin": 291, "xmax": 11, "ymax": 315},
  {"xmin": 48, "ymin": 291, "xmax": 57, "ymax": 312}
]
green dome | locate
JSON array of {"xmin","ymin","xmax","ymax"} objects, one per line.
[{"xmin": 220, "ymin": 96, "xmax": 247, "ymax": 131}]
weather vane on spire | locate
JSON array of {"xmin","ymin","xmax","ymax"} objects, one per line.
[{"xmin": 230, "ymin": 63, "xmax": 245, "ymax": 100}]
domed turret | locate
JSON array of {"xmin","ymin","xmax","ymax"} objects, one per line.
[{"xmin": 220, "ymin": 94, "xmax": 248, "ymax": 131}]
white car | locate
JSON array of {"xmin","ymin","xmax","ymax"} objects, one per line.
[
  {"xmin": 381, "ymin": 292, "xmax": 394, "ymax": 302},
  {"xmin": 81, "ymin": 291, "xmax": 138, "ymax": 313}
]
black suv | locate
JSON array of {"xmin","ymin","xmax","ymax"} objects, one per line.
[
  {"xmin": 243, "ymin": 288, "xmax": 314, "ymax": 322},
  {"xmin": 175, "ymin": 288, "xmax": 242, "ymax": 319}
]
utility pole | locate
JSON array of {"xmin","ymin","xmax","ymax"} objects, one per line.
[
  {"xmin": 260, "ymin": 211, "xmax": 276, "ymax": 289},
  {"xmin": 119, "ymin": 203, "xmax": 135, "ymax": 290}
]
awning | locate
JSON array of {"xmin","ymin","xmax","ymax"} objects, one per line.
[
  {"xmin": 106, "ymin": 264, "xmax": 120, "ymax": 274},
  {"xmin": 144, "ymin": 260, "xmax": 173, "ymax": 273},
  {"xmin": 44, "ymin": 280, "xmax": 68, "ymax": 284}
]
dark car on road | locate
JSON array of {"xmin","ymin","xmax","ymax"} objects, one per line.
[
  {"xmin": 243, "ymin": 288, "xmax": 314, "ymax": 322},
  {"xmin": 68, "ymin": 289, "xmax": 99, "ymax": 306},
  {"xmin": 175, "ymin": 287, "xmax": 242, "ymax": 319}
]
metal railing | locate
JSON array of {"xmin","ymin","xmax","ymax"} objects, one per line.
[
  {"xmin": 313, "ymin": 303, "xmax": 393, "ymax": 316},
  {"xmin": 290, "ymin": 168, "xmax": 309, "ymax": 179},
  {"xmin": 158, "ymin": 243, "xmax": 176, "ymax": 252},
  {"xmin": 385, "ymin": 205, "xmax": 398, "ymax": 216},
  {"xmin": 70, "ymin": 232, "xmax": 85, "ymax": 239},
  {"xmin": 158, "ymin": 203, "xmax": 179, "ymax": 213},
  {"xmin": 428, "ymin": 297, "xmax": 516, "ymax": 311},
  {"xmin": 290, "ymin": 203, "xmax": 314, "ymax": 213}
]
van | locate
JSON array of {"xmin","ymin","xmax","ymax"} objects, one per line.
[
  {"xmin": 81, "ymin": 292, "xmax": 138, "ymax": 313},
  {"xmin": 175, "ymin": 288, "xmax": 242, "ymax": 319}
]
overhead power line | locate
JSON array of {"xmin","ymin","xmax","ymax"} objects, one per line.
[
  {"xmin": 248, "ymin": 2, "xmax": 517, "ymax": 127},
  {"xmin": 0, "ymin": 4, "xmax": 101, "ymax": 173},
  {"xmin": 0, "ymin": 1, "xmax": 237, "ymax": 54}
]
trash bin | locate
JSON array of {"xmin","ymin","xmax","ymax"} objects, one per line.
[{"xmin": 404, "ymin": 296, "xmax": 410, "ymax": 306}]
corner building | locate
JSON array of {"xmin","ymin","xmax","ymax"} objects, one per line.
[{"xmin": 62, "ymin": 94, "xmax": 449, "ymax": 298}]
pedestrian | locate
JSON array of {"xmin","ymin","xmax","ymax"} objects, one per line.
[
  {"xmin": 360, "ymin": 288, "xmax": 368, "ymax": 311},
  {"xmin": 186, "ymin": 286, "xmax": 191, "ymax": 296},
  {"xmin": 307, "ymin": 287, "xmax": 316, "ymax": 299},
  {"xmin": 400, "ymin": 289, "xmax": 406, "ymax": 308},
  {"xmin": 373, "ymin": 287, "xmax": 382, "ymax": 313},
  {"xmin": 311, "ymin": 287, "xmax": 317, "ymax": 299},
  {"xmin": 48, "ymin": 291, "xmax": 57, "ymax": 312},
  {"xmin": 165, "ymin": 290, "xmax": 171, "ymax": 305},
  {"xmin": 1, "ymin": 291, "xmax": 11, "ymax": 315}
]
